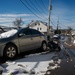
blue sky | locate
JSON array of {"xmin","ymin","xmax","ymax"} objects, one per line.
[{"xmin": 0, "ymin": 0, "xmax": 75, "ymax": 29}]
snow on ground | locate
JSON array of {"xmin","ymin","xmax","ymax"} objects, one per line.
[{"xmin": 2, "ymin": 52, "xmax": 56, "ymax": 75}]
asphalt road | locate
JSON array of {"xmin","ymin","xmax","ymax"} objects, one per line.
[
  {"xmin": 45, "ymin": 58, "xmax": 75, "ymax": 75},
  {"xmin": 45, "ymin": 42, "xmax": 75, "ymax": 75}
]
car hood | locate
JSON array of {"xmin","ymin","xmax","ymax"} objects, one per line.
[{"xmin": 0, "ymin": 29, "xmax": 18, "ymax": 39}]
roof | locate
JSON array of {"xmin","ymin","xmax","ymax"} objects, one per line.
[{"xmin": 28, "ymin": 20, "xmax": 47, "ymax": 27}]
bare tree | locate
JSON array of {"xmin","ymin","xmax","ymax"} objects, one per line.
[{"xmin": 13, "ymin": 18, "xmax": 23, "ymax": 29}]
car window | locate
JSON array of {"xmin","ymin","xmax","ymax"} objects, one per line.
[
  {"xmin": 19, "ymin": 29, "xmax": 32, "ymax": 36},
  {"xmin": 31, "ymin": 29, "xmax": 41, "ymax": 35}
]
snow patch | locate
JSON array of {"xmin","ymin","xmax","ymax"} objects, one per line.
[
  {"xmin": 2, "ymin": 52, "xmax": 55, "ymax": 75},
  {"xmin": 0, "ymin": 29, "xmax": 17, "ymax": 38}
]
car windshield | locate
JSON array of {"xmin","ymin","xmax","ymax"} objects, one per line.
[{"xmin": 0, "ymin": 29, "xmax": 18, "ymax": 38}]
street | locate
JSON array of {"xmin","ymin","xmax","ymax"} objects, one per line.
[
  {"xmin": 46, "ymin": 58, "xmax": 75, "ymax": 75},
  {"xmin": 45, "ymin": 41, "xmax": 75, "ymax": 75}
]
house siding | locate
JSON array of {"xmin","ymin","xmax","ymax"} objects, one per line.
[{"xmin": 29, "ymin": 22, "xmax": 47, "ymax": 33}]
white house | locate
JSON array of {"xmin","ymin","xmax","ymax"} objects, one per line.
[{"xmin": 28, "ymin": 20, "xmax": 48, "ymax": 34}]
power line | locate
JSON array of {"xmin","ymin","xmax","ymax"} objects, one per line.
[
  {"xmin": 20, "ymin": 0, "xmax": 47, "ymax": 20},
  {"xmin": 41, "ymin": 0, "xmax": 48, "ymax": 11},
  {"xmin": 51, "ymin": 17, "xmax": 57, "ymax": 24},
  {"xmin": 25, "ymin": 0, "xmax": 48, "ymax": 19},
  {"xmin": 51, "ymin": 12, "xmax": 58, "ymax": 18},
  {"xmin": 35, "ymin": 0, "xmax": 47, "ymax": 15},
  {"xmin": 51, "ymin": 20, "xmax": 56, "ymax": 27},
  {"xmin": 50, "ymin": 17, "xmax": 57, "ymax": 28}
]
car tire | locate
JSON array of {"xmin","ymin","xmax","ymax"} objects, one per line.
[
  {"xmin": 4, "ymin": 44, "xmax": 17, "ymax": 59},
  {"xmin": 41, "ymin": 42, "xmax": 47, "ymax": 51}
]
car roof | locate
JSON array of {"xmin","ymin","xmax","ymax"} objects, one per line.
[{"xmin": 18, "ymin": 27, "xmax": 39, "ymax": 32}]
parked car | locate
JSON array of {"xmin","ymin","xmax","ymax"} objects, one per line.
[{"xmin": 0, "ymin": 27, "xmax": 47, "ymax": 59}]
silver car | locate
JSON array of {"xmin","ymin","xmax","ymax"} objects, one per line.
[{"xmin": 0, "ymin": 28, "xmax": 47, "ymax": 59}]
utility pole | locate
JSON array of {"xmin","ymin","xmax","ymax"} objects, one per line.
[
  {"xmin": 47, "ymin": 0, "xmax": 52, "ymax": 40},
  {"xmin": 57, "ymin": 17, "xmax": 59, "ymax": 34},
  {"xmin": 47, "ymin": 0, "xmax": 52, "ymax": 41}
]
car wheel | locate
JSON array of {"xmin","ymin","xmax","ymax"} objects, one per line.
[
  {"xmin": 4, "ymin": 44, "xmax": 17, "ymax": 59},
  {"xmin": 41, "ymin": 42, "xmax": 47, "ymax": 51}
]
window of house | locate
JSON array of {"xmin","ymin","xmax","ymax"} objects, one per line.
[
  {"xmin": 38, "ymin": 23, "xmax": 40, "ymax": 25},
  {"xmin": 37, "ymin": 28, "xmax": 39, "ymax": 30},
  {"xmin": 40, "ymin": 28, "xmax": 42, "ymax": 30}
]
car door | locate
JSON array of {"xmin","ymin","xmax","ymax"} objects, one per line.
[
  {"xmin": 18, "ymin": 29, "xmax": 34, "ymax": 52},
  {"xmin": 31, "ymin": 29, "xmax": 43, "ymax": 48}
]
